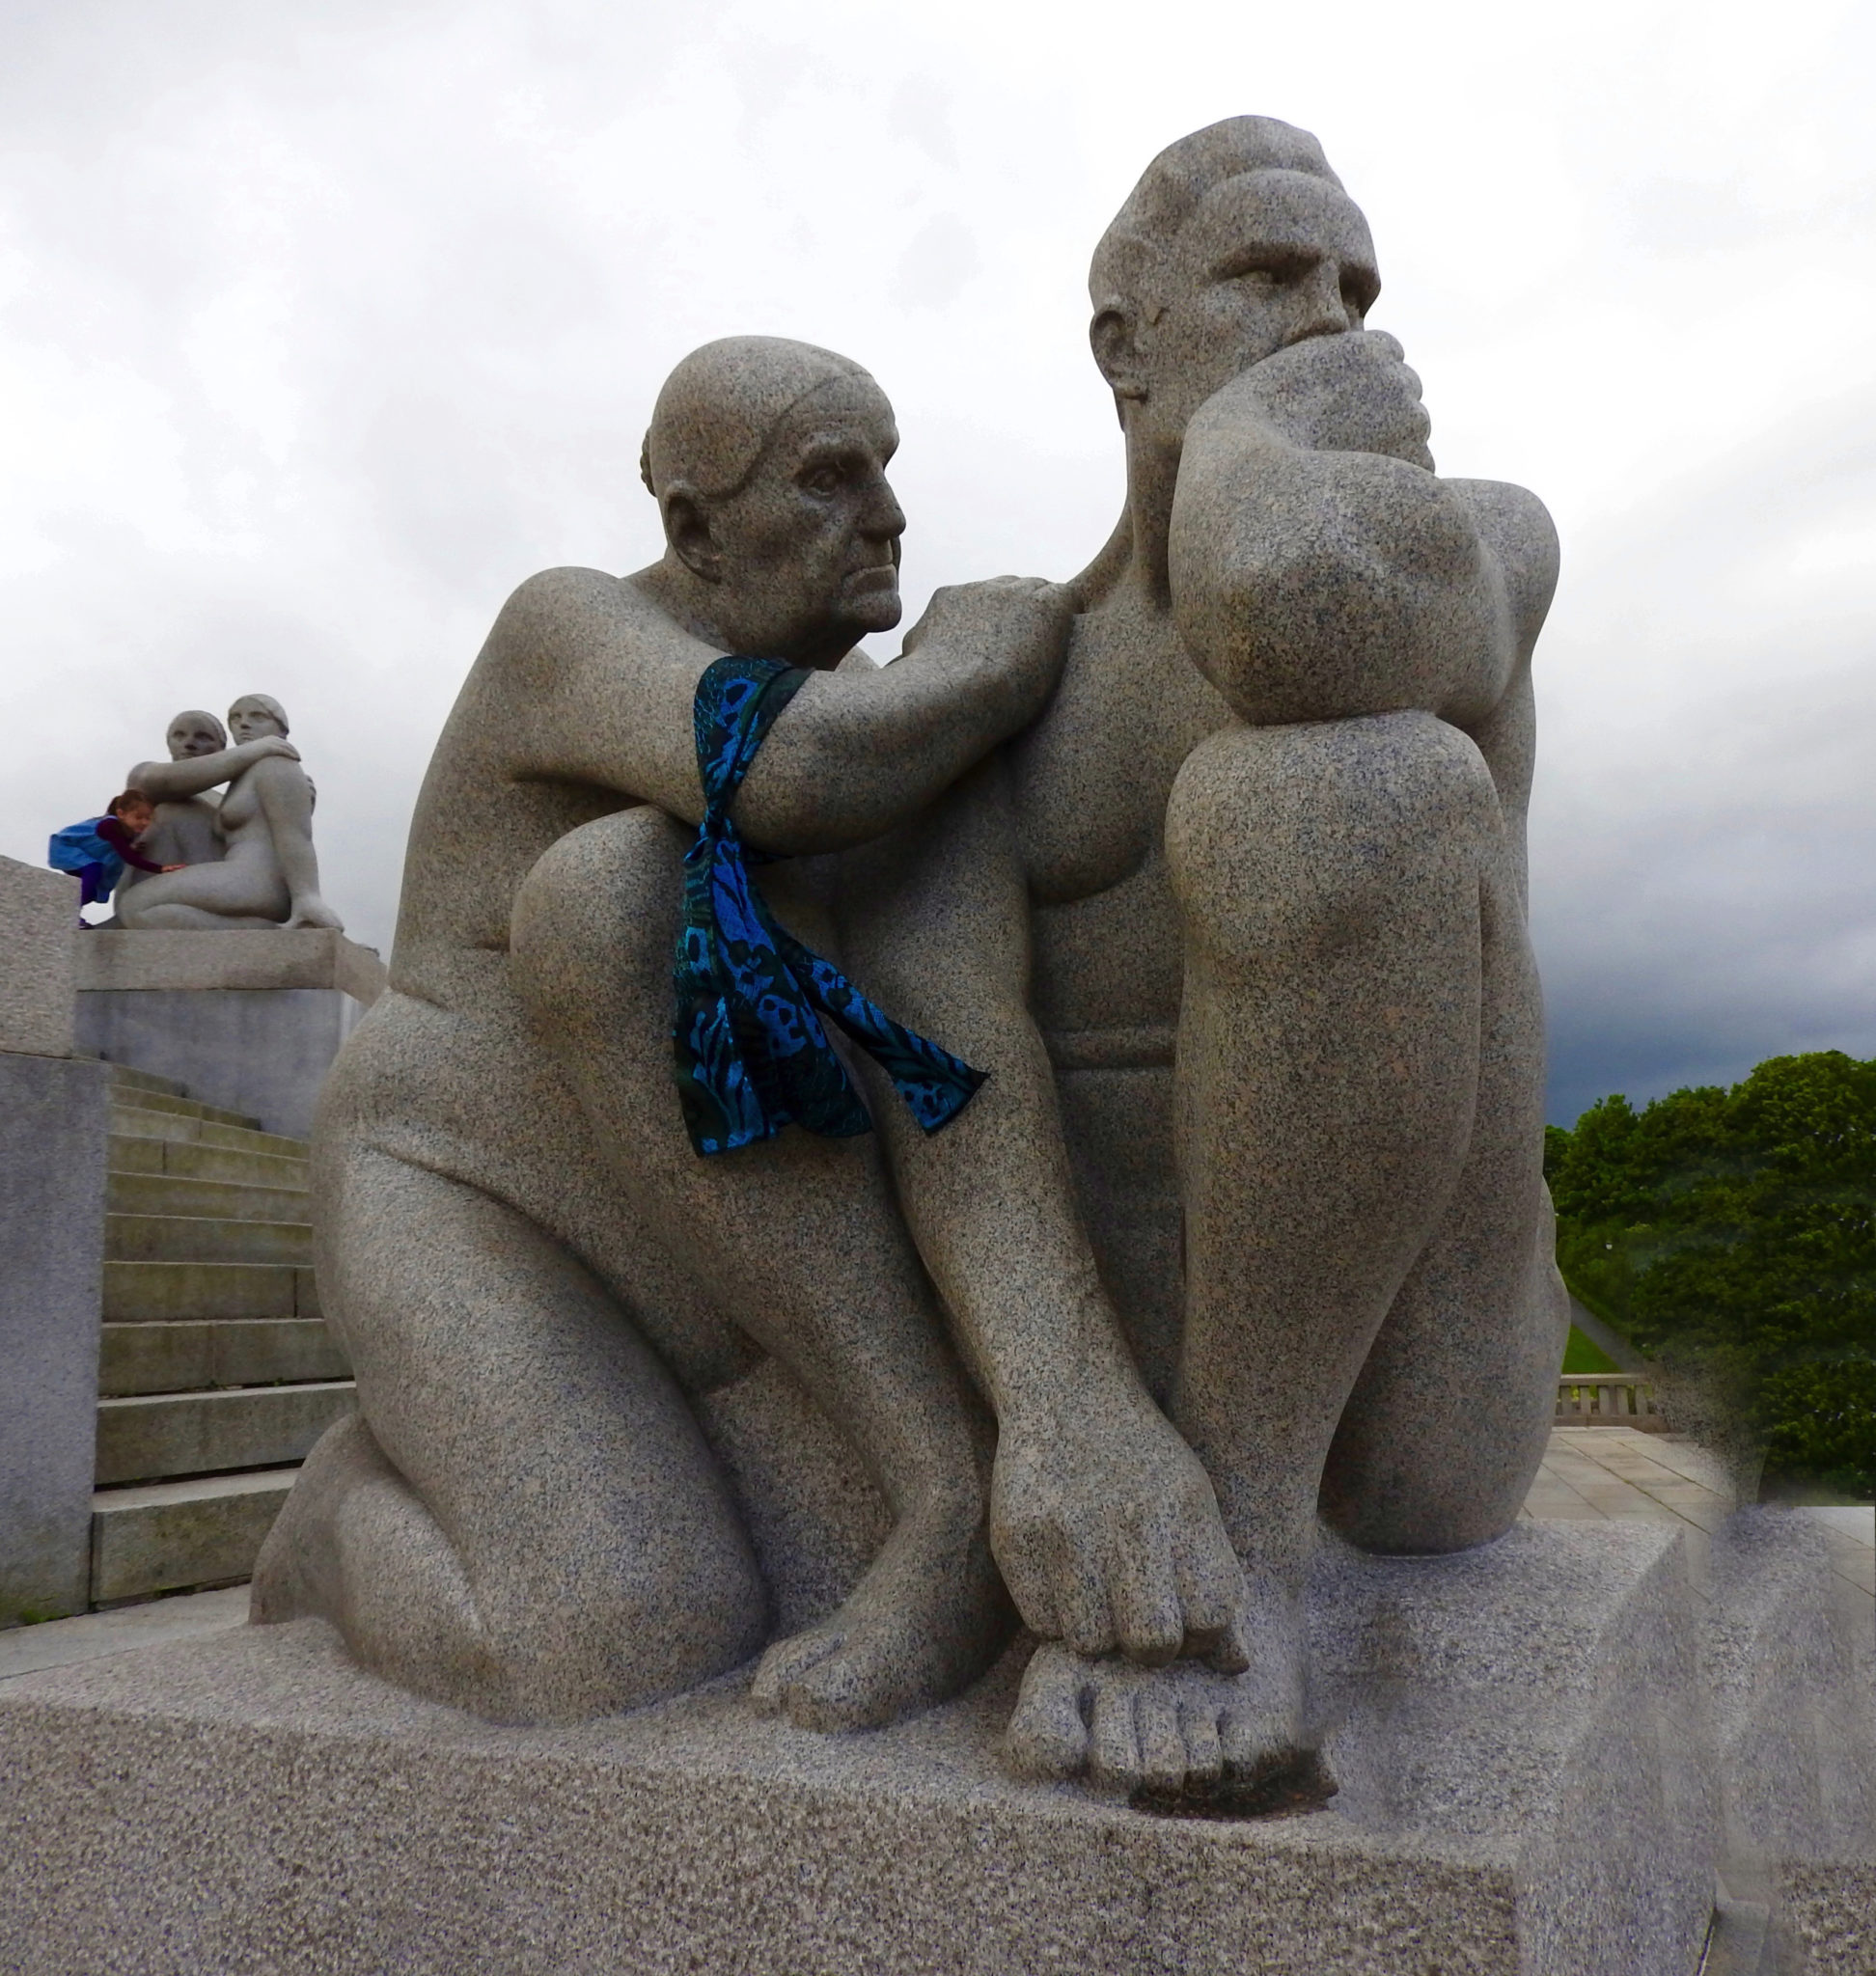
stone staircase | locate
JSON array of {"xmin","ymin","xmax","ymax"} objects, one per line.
[{"xmin": 91, "ymin": 1066, "xmax": 354, "ymax": 1606}]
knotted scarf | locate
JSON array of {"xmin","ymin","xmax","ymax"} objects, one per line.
[{"xmin": 672, "ymin": 654, "xmax": 987, "ymax": 1157}]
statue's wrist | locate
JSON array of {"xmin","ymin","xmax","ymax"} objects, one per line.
[{"xmin": 996, "ymin": 1350, "xmax": 1144, "ymax": 1439}]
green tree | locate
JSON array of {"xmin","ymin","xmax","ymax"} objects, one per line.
[{"xmin": 1545, "ymin": 1052, "xmax": 1876, "ymax": 1500}]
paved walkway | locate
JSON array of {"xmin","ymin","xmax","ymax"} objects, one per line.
[
  {"xmin": 1524, "ymin": 1425, "xmax": 1875, "ymax": 1606},
  {"xmin": 6, "ymin": 1431, "xmax": 1871, "ymax": 1686}
]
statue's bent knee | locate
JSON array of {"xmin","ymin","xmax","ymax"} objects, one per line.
[{"xmin": 1166, "ymin": 710, "xmax": 1499, "ymax": 964}]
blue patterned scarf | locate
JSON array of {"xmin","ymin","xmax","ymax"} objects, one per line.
[{"xmin": 672, "ymin": 654, "xmax": 987, "ymax": 1157}]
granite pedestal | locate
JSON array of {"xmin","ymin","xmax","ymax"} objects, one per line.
[
  {"xmin": 73, "ymin": 929, "xmax": 386, "ymax": 1139},
  {"xmin": 0, "ymin": 1521, "xmax": 1718, "ymax": 1975},
  {"xmin": 0, "ymin": 856, "xmax": 109, "ymax": 1626}
]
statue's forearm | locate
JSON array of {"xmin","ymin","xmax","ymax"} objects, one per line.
[
  {"xmin": 127, "ymin": 743, "xmax": 269, "ymax": 800},
  {"xmin": 841, "ymin": 767, "xmax": 1146, "ymax": 1424},
  {"xmin": 497, "ymin": 568, "xmax": 1062, "ymax": 859},
  {"xmin": 866, "ymin": 1027, "xmax": 1147, "ymax": 1426},
  {"xmin": 735, "ymin": 656, "xmax": 1052, "ymax": 859}
]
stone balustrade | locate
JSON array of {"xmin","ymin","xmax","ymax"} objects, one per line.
[{"xmin": 1557, "ymin": 1371, "xmax": 1667, "ymax": 1432}]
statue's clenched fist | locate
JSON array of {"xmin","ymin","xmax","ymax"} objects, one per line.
[{"xmin": 1209, "ymin": 329, "xmax": 1434, "ymax": 470}]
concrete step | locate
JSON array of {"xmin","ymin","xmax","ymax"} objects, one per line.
[
  {"xmin": 104, "ymin": 1066, "xmax": 189, "ymax": 1099},
  {"xmin": 96, "ymin": 1381, "xmax": 356, "ymax": 1486},
  {"xmin": 103, "ymin": 1260, "xmax": 320, "ymax": 1323},
  {"xmin": 110, "ymin": 1087, "xmax": 262, "ymax": 1131},
  {"xmin": 107, "ymin": 1169, "xmax": 310, "ymax": 1224},
  {"xmin": 90, "ymin": 1468, "xmax": 298, "ymax": 1604},
  {"xmin": 105, "ymin": 1213, "xmax": 313, "ymax": 1268},
  {"xmin": 109, "ymin": 1105, "xmax": 308, "ymax": 1162},
  {"xmin": 107, "ymin": 1133, "xmax": 309, "ymax": 1190},
  {"xmin": 99, "ymin": 1320, "xmax": 349, "ymax": 1397}
]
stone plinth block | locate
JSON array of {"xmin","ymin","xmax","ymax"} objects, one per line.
[
  {"xmin": 0, "ymin": 854, "xmax": 79, "ymax": 1057},
  {"xmin": 0, "ymin": 1522, "xmax": 1716, "ymax": 1975},
  {"xmin": 0, "ymin": 1052, "xmax": 109, "ymax": 1625},
  {"xmin": 73, "ymin": 927, "xmax": 388, "ymax": 1003},
  {"xmin": 72, "ymin": 927, "xmax": 387, "ymax": 1139}
]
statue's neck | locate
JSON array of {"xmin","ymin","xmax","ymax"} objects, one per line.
[{"xmin": 1099, "ymin": 421, "xmax": 1182, "ymax": 614}]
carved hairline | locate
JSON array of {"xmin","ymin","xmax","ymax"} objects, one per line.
[
  {"xmin": 1089, "ymin": 116, "xmax": 1343, "ymax": 325},
  {"xmin": 641, "ymin": 347, "xmax": 877, "ymax": 508},
  {"xmin": 229, "ymin": 693, "xmax": 290, "ymax": 736},
  {"xmin": 168, "ymin": 708, "xmax": 228, "ymax": 747}
]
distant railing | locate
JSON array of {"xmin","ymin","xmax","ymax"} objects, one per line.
[{"xmin": 1556, "ymin": 1374, "xmax": 1666, "ymax": 1432}]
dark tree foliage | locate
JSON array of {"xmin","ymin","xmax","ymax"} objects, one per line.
[{"xmin": 1544, "ymin": 1051, "xmax": 1876, "ymax": 1500}]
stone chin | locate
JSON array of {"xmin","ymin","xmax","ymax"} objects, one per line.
[{"xmin": 837, "ymin": 575, "xmax": 903, "ymax": 637}]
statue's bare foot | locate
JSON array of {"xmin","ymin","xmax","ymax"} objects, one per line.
[
  {"xmin": 1006, "ymin": 1620, "xmax": 1313, "ymax": 1805},
  {"xmin": 750, "ymin": 1498, "xmax": 1013, "ymax": 1733}
]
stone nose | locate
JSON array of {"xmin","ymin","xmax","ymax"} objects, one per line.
[
  {"xmin": 1291, "ymin": 261, "xmax": 1358, "ymax": 343},
  {"xmin": 861, "ymin": 475, "xmax": 907, "ymax": 544}
]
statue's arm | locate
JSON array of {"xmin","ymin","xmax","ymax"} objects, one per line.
[
  {"xmin": 247, "ymin": 757, "xmax": 344, "ymax": 930},
  {"xmin": 127, "ymin": 739, "xmax": 293, "ymax": 801},
  {"xmin": 841, "ymin": 762, "xmax": 1249, "ymax": 1668},
  {"xmin": 1446, "ymin": 477, "xmax": 1559, "ymax": 918},
  {"xmin": 1166, "ymin": 336, "xmax": 1556, "ymax": 731},
  {"xmin": 494, "ymin": 568, "xmax": 1072, "ymax": 856}
]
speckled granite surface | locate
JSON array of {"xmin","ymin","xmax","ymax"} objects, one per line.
[{"xmin": 0, "ymin": 1521, "xmax": 1716, "ymax": 1975}]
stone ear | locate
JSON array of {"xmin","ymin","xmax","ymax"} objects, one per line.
[
  {"xmin": 661, "ymin": 485, "xmax": 722, "ymax": 584},
  {"xmin": 1090, "ymin": 304, "xmax": 1148, "ymax": 404}
]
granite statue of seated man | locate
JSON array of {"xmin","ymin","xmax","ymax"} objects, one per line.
[
  {"xmin": 118, "ymin": 696, "xmax": 344, "ymax": 931},
  {"xmin": 836, "ymin": 114, "xmax": 1568, "ymax": 1789},
  {"xmin": 113, "ymin": 710, "xmax": 234, "ymax": 907},
  {"xmin": 252, "ymin": 338, "xmax": 1096, "ymax": 1729}
]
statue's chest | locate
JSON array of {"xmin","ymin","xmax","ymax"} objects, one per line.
[{"xmin": 1011, "ymin": 607, "xmax": 1232, "ymax": 907}]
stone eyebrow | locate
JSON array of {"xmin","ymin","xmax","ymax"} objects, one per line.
[{"xmin": 1208, "ymin": 236, "xmax": 1380, "ymax": 310}]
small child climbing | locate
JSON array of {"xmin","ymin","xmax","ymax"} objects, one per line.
[{"xmin": 47, "ymin": 791, "xmax": 185, "ymax": 916}]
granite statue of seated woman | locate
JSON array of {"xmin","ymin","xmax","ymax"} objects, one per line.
[{"xmin": 118, "ymin": 695, "xmax": 345, "ymax": 931}]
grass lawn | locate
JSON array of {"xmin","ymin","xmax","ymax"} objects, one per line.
[{"xmin": 1560, "ymin": 1326, "xmax": 1619, "ymax": 1374}]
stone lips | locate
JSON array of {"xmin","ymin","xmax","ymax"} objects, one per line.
[{"xmin": 0, "ymin": 1522, "xmax": 1714, "ymax": 1976}]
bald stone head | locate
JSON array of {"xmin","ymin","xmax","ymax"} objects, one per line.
[
  {"xmin": 166, "ymin": 709, "xmax": 228, "ymax": 760},
  {"xmin": 643, "ymin": 337, "xmax": 871, "ymax": 505},
  {"xmin": 230, "ymin": 694, "xmax": 290, "ymax": 740},
  {"xmin": 1089, "ymin": 117, "xmax": 1380, "ymax": 447},
  {"xmin": 639, "ymin": 336, "xmax": 907, "ymax": 670}
]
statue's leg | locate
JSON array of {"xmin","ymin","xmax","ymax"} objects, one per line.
[
  {"xmin": 507, "ymin": 808, "xmax": 1010, "ymax": 1732},
  {"xmin": 1162, "ymin": 710, "xmax": 1498, "ymax": 1695},
  {"xmin": 251, "ymin": 1139, "xmax": 770, "ymax": 1725},
  {"xmin": 116, "ymin": 856, "xmax": 288, "ymax": 928},
  {"xmin": 1319, "ymin": 849, "xmax": 1567, "ymax": 1551}
]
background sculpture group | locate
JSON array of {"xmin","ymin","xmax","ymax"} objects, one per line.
[
  {"xmin": 254, "ymin": 115, "xmax": 1567, "ymax": 1800},
  {"xmin": 113, "ymin": 698, "xmax": 343, "ymax": 932}
]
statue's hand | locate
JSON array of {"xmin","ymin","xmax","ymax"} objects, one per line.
[
  {"xmin": 990, "ymin": 1389, "xmax": 1249, "ymax": 1672},
  {"xmin": 1215, "ymin": 329, "xmax": 1434, "ymax": 470},
  {"xmin": 899, "ymin": 576, "xmax": 1074, "ymax": 721},
  {"xmin": 285, "ymin": 895, "xmax": 345, "ymax": 932},
  {"xmin": 251, "ymin": 735, "xmax": 302, "ymax": 763}
]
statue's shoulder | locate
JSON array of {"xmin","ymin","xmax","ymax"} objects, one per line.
[
  {"xmin": 476, "ymin": 567, "xmax": 667, "ymax": 683},
  {"xmin": 488, "ymin": 565, "xmax": 634, "ymax": 640},
  {"xmin": 1442, "ymin": 478, "xmax": 1559, "ymax": 646}
]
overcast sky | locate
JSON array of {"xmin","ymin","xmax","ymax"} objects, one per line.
[{"xmin": 2, "ymin": 0, "xmax": 1870, "ymax": 1122}]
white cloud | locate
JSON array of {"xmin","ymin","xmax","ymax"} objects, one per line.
[{"xmin": 1, "ymin": 0, "xmax": 1871, "ymax": 1120}]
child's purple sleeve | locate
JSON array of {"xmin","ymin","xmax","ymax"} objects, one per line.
[{"xmin": 97, "ymin": 815, "xmax": 168, "ymax": 873}]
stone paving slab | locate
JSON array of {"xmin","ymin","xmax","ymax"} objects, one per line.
[{"xmin": 0, "ymin": 1585, "xmax": 247, "ymax": 1682}]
